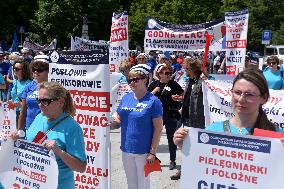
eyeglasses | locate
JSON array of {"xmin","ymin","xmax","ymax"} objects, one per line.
[
  {"xmin": 13, "ymin": 67, "xmax": 23, "ymax": 72},
  {"xmin": 231, "ymin": 90, "xmax": 261, "ymax": 102},
  {"xmin": 36, "ymin": 98, "xmax": 59, "ymax": 106},
  {"xmin": 267, "ymin": 61, "xmax": 277, "ymax": 65},
  {"xmin": 138, "ymin": 58, "xmax": 145, "ymax": 60},
  {"xmin": 32, "ymin": 68, "xmax": 46, "ymax": 73},
  {"xmin": 127, "ymin": 77, "xmax": 145, "ymax": 84},
  {"xmin": 160, "ymin": 71, "xmax": 172, "ymax": 76}
]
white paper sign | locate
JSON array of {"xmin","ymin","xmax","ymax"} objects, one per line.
[
  {"xmin": 181, "ymin": 128, "xmax": 284, "ymax": 189},
  {"xmin": 0, "ymin": 139, "xmax": 58, "ymax": 189}
]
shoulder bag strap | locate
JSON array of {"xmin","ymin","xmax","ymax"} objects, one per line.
[{"xmin": 45, "ymin": 115, "xmax": 69, "ymax": 135}]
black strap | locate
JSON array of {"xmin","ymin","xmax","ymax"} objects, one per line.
[
  {"xmin": 45, "ymin": 115, "xmax": 69, "ymax": 135},
  {"xmin": 223, "ymin": 120, "xmax": 231, "ymax": 133}
]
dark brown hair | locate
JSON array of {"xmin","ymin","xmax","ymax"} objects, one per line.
[
  {"xmin": 232, "ymin": 69, "xmax": 276, "ymax": 132},
  {"xmin": 15, "ymin": 61, "xmax": 32, "ymax": 81}
]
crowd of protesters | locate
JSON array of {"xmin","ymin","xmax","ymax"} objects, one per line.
[{"xmin": 1, "ymin": 45, "xmax": 283, "ymax": 189}]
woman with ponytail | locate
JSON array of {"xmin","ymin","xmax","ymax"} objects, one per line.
[
  {"xmin": 174, "ymin": 69, "xmax": 280, "ymax": 148},
  {"xmin": 13, "ymin": 81, "xmax": 86, "ymax": 189}
]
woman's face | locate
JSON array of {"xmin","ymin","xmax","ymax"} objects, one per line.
[
  {"xmin": 137, "ymin": 56, "xmax": 146, "ymax": 64},
  {"xmin": 31, "ymin": 66, "xmax": 48, "ymax": 82},
  {"xmin": 267, "ymin": 59, "xmax": 278, "ymax": 71},
  {"xmin": 158, "ymin": 68, "xmax": 172, "ymax": 81},
  {"xmin": 231, "ymin": 79, "xmax": 267, "ymax": 115},
  {"xmin": 127, "ymin": 73, "xmax": 146, "ymax": 92},
  {"xmin": 38, "ymin": 88, "xmax": 62, "ymax": 118},
  {"xmin": 13, "ymin": 63, "xmax": 23, "ymax": 80}
]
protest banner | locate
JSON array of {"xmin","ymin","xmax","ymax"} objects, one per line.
[
  {"xmin": 181, "ymin": 127, "xmax": 284, "ymax": 189},
  {"xmin": 48, "ymin": 49, "xmax": 110, "ymax": 189},
  {"xmin": 71, "ymin": 36, "xmax": 109, "ymax": 51},
  {"xmin": 23, "ymin": 37, "xmax": 57, "ymax": 52},
  {"xmin": 225, "ymin": 9, "xmax": 249, "ymax": 75},
  {"xmin": 202, "ymin": 79, "xmax": 284, "ymax": 129},
  {"xmin": 144, "ymin": 17, "xmax": 226, "ymax": 52},
  {"xmin": 110, "ymin": 72, "xmax": 131, "ymax": 116},
  {"xmin": 109, "ymin": 11, "xmax": 129, "ymax": 73},
  {"xmin": 0, "ymin": 139, "xmax": 58, "ymax": 189},
  {"xmin": 0, "ymin": 101, "xmax": 16, "ymax": 141}
]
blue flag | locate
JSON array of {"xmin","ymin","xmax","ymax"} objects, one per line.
[{"xmin": 10, "ymin": 32, "xmax": 19, "ymax": 52}]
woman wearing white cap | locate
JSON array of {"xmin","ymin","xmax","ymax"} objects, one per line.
[
  {"xmin": 110, "ymin": 64, "xmax": 163, "ymax": 189},
  {"xmin": 18, "ymin": 55, "xmax": 50, "ymax": 131}
]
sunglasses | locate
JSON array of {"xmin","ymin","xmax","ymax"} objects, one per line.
[
  {"xmin": 32, "ymin": 68, "xmax": 47, "ymax": 73},
  {"xmin": 268, "ymin": 61, "xmax": 277, "ymax": 65},
  {"xmin": 127, "ymin": 77, "xmax": 145, "ymax": 84},
  {"xmin": 36, "ymin": 98, "xmax": 59, "ymax": 106},
  {"xmin": 13, "ymin": 67, "xmax": 23, "ymax": 72}
]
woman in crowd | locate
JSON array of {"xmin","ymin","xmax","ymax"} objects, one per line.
[
  {"xmin": 174, "ymin": 69, "xmax": 279, "ymax": 149},
  {"xmin": 263, "ymin": 55, "xmax": 284, "ymax": 90},
  {"xmin": 18, "ymin": 55, "xmax": 50, "ymax": 130},
  {"xmin": 170, "ymin": 58, "xmax": 206, "ymax": 180},
  {"xmin": 136, "ymin": 53, "xmax": 147, "ymax": 64},
  {"xmin": 10, "ymin": 61, "xmax": 32, "ymax": 125},
  {"xmin": 148, "ymin": 63, "xmax": 183, "ymax": 170},
  {"xmin": 110, "ymin": 64, "xmax": 163, "ymax": 189},
  {"xmin": 13, "ymin": 81, "xmax": 86, "ymax": 189}
]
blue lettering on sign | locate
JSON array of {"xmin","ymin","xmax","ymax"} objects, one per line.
[
  {"xmin": 14, "ymin": 140, "xmax": 50, "ymax": 157},
  {"xmin": 198, "ymin": 131, "xmax": 271, "ymax": 153},
  {"xmin": 198, "ymin": 180, "xmax": 238, "ymax": 189}
]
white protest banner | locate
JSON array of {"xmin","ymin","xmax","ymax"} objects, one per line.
[
  {"xmin": 110, "ymin": 72, "xmax": 131, "ymax": 116},
  {"xmin": 0, "ymin": 101, "xmax": 16, "ymax": 140},
  {"xmin": 71, "ymin": 36, "xmax": 109, "ymax": 51},
  {"xmin": 202, "ymin": 80, "xmax": 284, "ymax": 129},
  {"xmin": 0, "ymin": 139, "xmax": 58, "ymax": 189},
  {"xmin": 225, "ymin": 9, "xmax": 249, "ymax": 75},
  {"xmin": 48, "ymin": 49, "xmax": 110, "ymax": 189},
  {"xmin": 109, "ymin": 11, "xmax": 129, "ymax": 73},
  {"xmin": 144, "ymin": 17, "xmax": 226, "ymax": 52},
  {"xmin": 23, "ymin": 37, "xmax": 57, "ymax": 52},
  {"xmin": 181, "ymin": 128, "xmax": 284, "ymax": 189}
]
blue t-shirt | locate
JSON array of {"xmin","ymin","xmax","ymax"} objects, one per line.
[
  {"xmin": 206, "ymin": 121, "xmax": 252, "ymax": 135},
  {"xmin": 207, "ymin": 121, "xmax": 284, "ymax": 135},
  {"xmin": 21, "ymin": 80, "xmax": 41, "ymax": 128},
  {"xmin": 117, "ymin": 92, "xmax": 163, "ymax": 154},
  {"xmin": 7, "ymin": 66, "xmax": 14, "ymax": 92},
  {"xmin": 11, "ymin": 79, "xmax": 32, "ymax": 111},
  {"xmin": 0, "ymin": 60, "xmax": 12, "ymax": 75},
  {"xmin": 263, "ymin": 68, "xmax": 284, "ymax": 90},
  {"xmin": 0, "ymin": 73, "xmax": 4, "ymax": 84},
  {"xmin": 26, "ymin": 113, "xmax": 86, "ymax": 189}
]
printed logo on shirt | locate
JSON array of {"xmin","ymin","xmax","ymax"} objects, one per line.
[
  {"xmin": 164, "ymin": 86, "xmax": 171, "ymax": 92},
  {"xmin": 28, "ymin": 91, "xmax": 39, "ymax": 99},
  {"xmin": 121, "ymin": 102, "xmax": 148, "ymax": 112}
]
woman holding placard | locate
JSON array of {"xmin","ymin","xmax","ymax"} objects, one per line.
[{"xmin": 174, "ymin": 69, "xmax": 279, "ymax": 147}]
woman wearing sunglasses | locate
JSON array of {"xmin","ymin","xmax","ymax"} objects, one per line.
[
  {"xmin": 110, "ymin": 64, "xmax": 163, "ymax": 189},
  {"xmin": 9, "ymin": 61, "xmax": 32, "ymax": 126},
  {"xmin": 148, "ymin": 63, "xmax": 183, "ymax": 170},
  {"xmin": 13, "ymin": 81, "xmax": 86, "ymax": 189},
  {"xmin": 18, "ymin": 55, "xmax": 50, "ymax": 131},
  {"xmin": 263, "ymin": 55, "xmax": 284, "ymax": 90}
]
